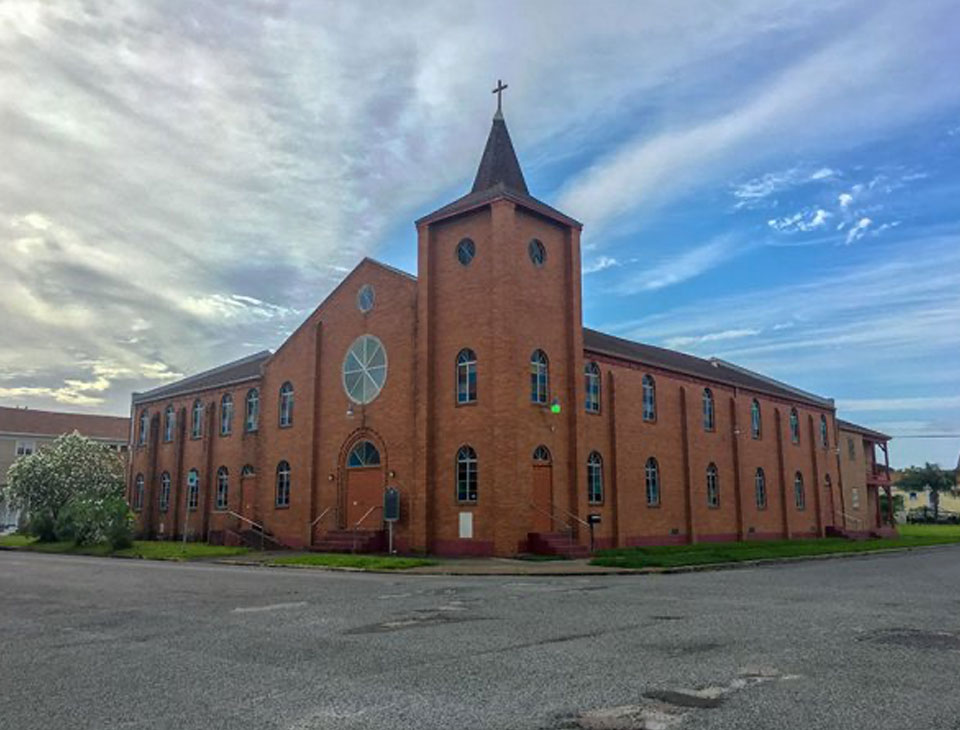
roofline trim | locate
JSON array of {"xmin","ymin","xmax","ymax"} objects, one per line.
[
  {"xmin": 415, "ymin": 186, "xmax": 582, "ymax": 229},
  {"xmin": 131, "ymin": 374, "xmax": 262, "ymax": 406}
]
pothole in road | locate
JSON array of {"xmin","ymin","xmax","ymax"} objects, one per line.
[
  {"xmin": 859, "ymin": 627, "xmax": 960, "ymax": 652},
  {"xmin": 556, "ymin": 666, "xmax": 800, "ymax": 730}
]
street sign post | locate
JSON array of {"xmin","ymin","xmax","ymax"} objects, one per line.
[{"xmin": 384, "ymin": 487, "xmax": 400, "ymax": 554}]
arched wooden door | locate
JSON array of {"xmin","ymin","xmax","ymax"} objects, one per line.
[
  {"xmin": 531, "ymin": 445, "xmax": 553, "ymax": 533},
  {"xmin": 344, "ymin": 440, "xmax": 384, "ymax": 528}
]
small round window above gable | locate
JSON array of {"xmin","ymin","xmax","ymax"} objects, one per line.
[
  {"xmin": 457, "ymin": 238, "xmax": 476, "ymax": 266},
  {"xmin": 357, "ymin": 284, "xmax": 375, "ymax": 313},
  {"xmin": 528, "ymin": 239, "xmax": 546, "ymax": 267}
]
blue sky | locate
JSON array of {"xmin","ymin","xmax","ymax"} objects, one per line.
[{"xmin": 0, "ymin": 0, "xmax": 957, "ymax": 467}]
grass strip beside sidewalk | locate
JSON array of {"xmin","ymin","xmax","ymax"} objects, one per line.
[
  {"xmin": 0, "ymin": 535, "xmax": 249, "ymax": 561},
  {"xmin": 590, "ymin": 524, "xmax": 960, "ymax": 569}
]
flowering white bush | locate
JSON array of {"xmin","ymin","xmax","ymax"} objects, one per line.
[{"xmin": 3, "ymin": 432, "xmax": 131, "ymax": 546}]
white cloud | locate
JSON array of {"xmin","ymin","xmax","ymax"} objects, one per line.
[
  {"xmin": 838, "ymin": 192, "xmax": 854, "ymax": 208},
  {"xmin": 665, "ymin": 328, "xmax": 761, "ymax": 349},
  {"xmin": 845, "ymin": 217, "xmax": 872, "ymax": 244},
  {"xmin": 615, "ymin": 235, "xmax": 746, "ymax": 293},
  {"xmin": 837, "ymin": 396, "xmax": 960, "ymax": 412},
  {"xmin": 768, "ymin": 207, "xmax": 831, "ymax": 232},
  {"xmin": 582, "ymin": 256, "xmax": 620, "ymax": 275}
]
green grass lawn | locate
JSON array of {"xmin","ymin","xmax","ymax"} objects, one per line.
[
  {"xmin": 590, "ymin": 524, "xmax": 960, "ymax": 569},
  {"xmin": 0, "ymin": 535, "xmax": 248, "ymax": 561},
  {"xmin": 269, "ymin": 553, "xmax": 438, "ymax": 571}
]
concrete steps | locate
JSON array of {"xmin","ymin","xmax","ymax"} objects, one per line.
[
  {"xmin": 527, "ymin": 532, "xmax": 591, "ymax": 559},
  {"xmin": 312, "ymin": 529, "xmax": 385, "ymax": 553}
]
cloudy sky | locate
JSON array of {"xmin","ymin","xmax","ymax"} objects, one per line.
[{"xmin": 1, "ymin": 0, "xmax": 958, "ymax": 467}]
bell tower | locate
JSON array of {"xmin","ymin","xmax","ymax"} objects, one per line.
[{"xmin": 413, "ymin": 83, "xmax": 587, "ymax": 556}]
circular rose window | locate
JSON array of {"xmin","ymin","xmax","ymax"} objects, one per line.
[{"xmin": 342, "ymin": 334, "xmax": 387, "ymax": 404}]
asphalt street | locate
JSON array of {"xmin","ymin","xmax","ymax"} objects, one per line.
[{"xmin": 2, "ymin": 548, "xmax": 959, "ymax": 730}]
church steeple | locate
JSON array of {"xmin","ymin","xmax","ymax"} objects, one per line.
[{"xmin": 471, "ymin": 80, "xmax": 529, "ymax": 195}]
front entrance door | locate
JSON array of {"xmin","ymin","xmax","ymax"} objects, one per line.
[
  {"xmin": 344, "ymin": 439, "xmax": 384, "ymax": 528},
  {"xmin": 531, "ymin": 445, "xmax": 554, "ymax": 533}
]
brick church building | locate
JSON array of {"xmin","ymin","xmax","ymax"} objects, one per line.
[{"xmin": 127, "ymin": 97, "xmax": 893, "ymax": 556}]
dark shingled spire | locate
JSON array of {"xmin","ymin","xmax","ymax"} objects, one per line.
[{"xmin": 471, "ymin": 112, "xmax": 529, "ymax": 195}]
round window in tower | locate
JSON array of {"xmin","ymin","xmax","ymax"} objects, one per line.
[
  {"xmin": 356, "ymin": 284, "xmax": 375, "ymax": 313},
  {"xmin": 342, "ymin": 334, "xmax": 388, "ymax": 405},
  {"xmin": 528, "ymin": 239, "xmax": 546, "ymax": 267},
  {"xmin": 456, "ymin": 238, "xmax": 476, "ymax": 266}
]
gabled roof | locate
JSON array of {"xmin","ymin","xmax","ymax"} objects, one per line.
[
  {"xmin": 0, "ymin": 406, "xmax": 128, "ymax": 441},
  {"xmin": 132, "ymin": 350, "xmax": 270, "ymax": 406},
  {"xmin": 583, "ymin": 327, "xmax": 835, "ymax": 409},
  {"xmin": 837, "ymin": 418, "xmax": 891, "ymax": 442}
]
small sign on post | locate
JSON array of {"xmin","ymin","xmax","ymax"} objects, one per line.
[{"xmin": 384, "ymin": 487, "xmax": 400, "ymax": 554}]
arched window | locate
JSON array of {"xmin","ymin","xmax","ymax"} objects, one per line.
[
  {"xmin": 245, "ymin": 388, "xmax": 259, "ymax": 433},
  {"xmin": 457, "ymin": 348, "xmax": 477, "ymax": 404},
  {"xmin": 456, "ymin": 446, "xmax": 478, "ymax": 503},
  {"xmin": 275, "ymin": 461, "xmax": 291, "ymax": 508},
  {"xmin": 163, "ymin": 405, "xmax": 175, "ymax": 443},
  {"xmin": 820, "ymin": 415, "xmax": 828, "ymax": 448},
  {"xmin": 348, "ymin": 440, "xmax": 381, "ymax": 467},
  {"xmin": 584, "ymin": 362, "xmax": 601, "ymax": 413},
  {"xmin": 532, "ymin": 445, "xmax": 552, "ymax": 463},
  {"xmin": 645, "ymin": 458, "xmax": 660, "ymax": 506},
  {"xmin": 530, "ymin": 349, "xmax": 549, "ymax": 404},
  {"xmin": 642, "ymin": 375, "xmax": 656, "ymax": 422},
  {"xmin": 789, "ymin": 408, "xmax": 800, "ymax": 444},
  {"xmin": 133, "ymin": 473, "xmax": 144, "ymax": 511},
  {"xmin": 279, "ymin": 382, "xmax": 294, "ymax": 428},
  {"xmin": 215, "ymin": 467, "xmax": 229, "ymax": 511},
  {"xmin": 702, "ymin": 388, "xmax": 715, "ymax": 431},
  {"xmin": 794, "ymin": 472, "xmax": 806, "ymax": 510},
  {"xmin": 241, "ymin": 464, "xmax": 255, "ymax": 477},
  {"xmin": 138, "ymin": 410, "xmax": 149, "ymax": 446},
  {"xmin": 587, "ymin": 451, "xmax": 603, "ymax": 504},
  {"xmin": 706, "ymin": 463, "xmax": 719, "ymax": 508},
  {"xmin": 356, "ymin": 284, "xmax": 375, "ymax": 313},
  {"xmin": 220, "ymin": 394, "xmax": 233, "ymax": 436},
  {"xmin": 755, "ymin": 468, "xmax": 767, "ymax": 509},
  {"xmin": 159, "ymin": 472, "xmax": 170, "ymax": 512},
  {"xmin": 750, "ymin": 399, "xmax": 761, "ymax": 439},
  {"xmin": 187, "ymin": 468, "xmax": 199, "ymax": 510},
  {"xmin": 191, "ymin": 400, "xmax": 203, "ymax": 439},
  {"xmin": 528, "ymin": 238, "xmax": 546, "ymax": 267}
]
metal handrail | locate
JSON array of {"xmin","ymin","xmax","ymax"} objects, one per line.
[
  {"xmin": 311, "ymin": 505, "xmax": 336, "ymax": 528},
  {"xmin": 225, "ymin": 510, "xmax": 281, "ymax": 551},
  {"xmin": 839, "ymin": 510, "xmax": 864, "ymax": 529},
  {"xmin": 352, "ymin": 505, "xmax": 383, "ymax": 553},
  {"xmin": 527, "ymin": 502, "xmax": 575, "ymax": 539}
]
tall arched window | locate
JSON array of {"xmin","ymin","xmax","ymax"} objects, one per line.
[
  {"xmin": 216, "ymin": 467, "xmax": 229, "ymax": 511},
  {"xmin": 191, "ymin": 400, "xmax": 203, "ymax": 439},
  {"xmin": 279, "ymin": 382, "xmax": 294, "ymax": 428},
  {"xmin": 348, "ymin": 440, "xmax": 381, "ymax": 467},
  {"xmin": 220, "ymin": 394, "xmax": 233, "ymax": 436},
  {"xmin": 245, "ymin": 388, "xmax": 259, "ymax": 433},
  {"xmin": 820, "ymin": 415, "xmax": 828, "ymax": 448},
  {"xmin": 158, "ymin": 472, "xmax": 170, "ymax": 512},
  {"xmin": 645, "ymin": 458, "xmax": 660, "ymax": 506},
  {"xmin": 587, "ymin": 451, "xmax": 603, "ymax": 504},
  {"xmin": 457, "ymin": 348, "xmax": 477, "ymax": 404},
  {"xmin": 702, "ymin": 388, "xmax": 715, "ymax": 431},
  {"xmin": 789, "ymin": 408, "xmax": 800, "ymax": 444},
  {"xmin": 584, "ymin": 362, "xmax": 601, "ymax": 413},
  {"xmin": 187, "ymin": 468, "xmax": 199, "ymax": 510},
  {"xmin": 275, "ymin": 461, "xmax": 291, "ymax": 507},
  {"xmin": 133, "ymin": 473, "xmax": 144, "ymax": 511},
  {"xmin": 163, "ymin": 405, "xmax": 175, "ymax": 443},
  {"xmin": 755, "ymin": 468, "xmax": 767, "ymax": 509},
  {"xmin": 794, "ymin": 472, "xmax": 806, "ymax": 510},
  {"xmin": 751, "ymin": 399, "xmax": 762, "ymax": 439},
  {"xmin": 456, "ymin": 446, "xmax": 478, "ymax": 503},
  {"xmin": 530, "ymin": 349, "xmax": 549, "ymax": 404},
  {"xmin": 706, "ymin": 463, "xmax": 719, "ymax": 508},
  {"xmin": 138, "ymin": 410, "xmax": 149, "ymax": 446},
  {"xmin": 533, "ymin": 445, "xmax": 552, "ymax": 462},
  {"xmin": 642, "ymin": 374, "xmax": 656, "ymax": 422}
]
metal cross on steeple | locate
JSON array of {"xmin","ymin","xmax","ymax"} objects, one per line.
[{"xmin": 492, "ymin": 79, "xmax": 508, "ymax": 116}]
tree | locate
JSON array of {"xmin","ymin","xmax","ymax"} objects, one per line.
[
  {"xmin": 895, "ymin": 463, "xmax": 956, "ymax": 520},
  {"xmin": 2, "ymin": 432, "xmax": 131, "ymax": 545}
]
